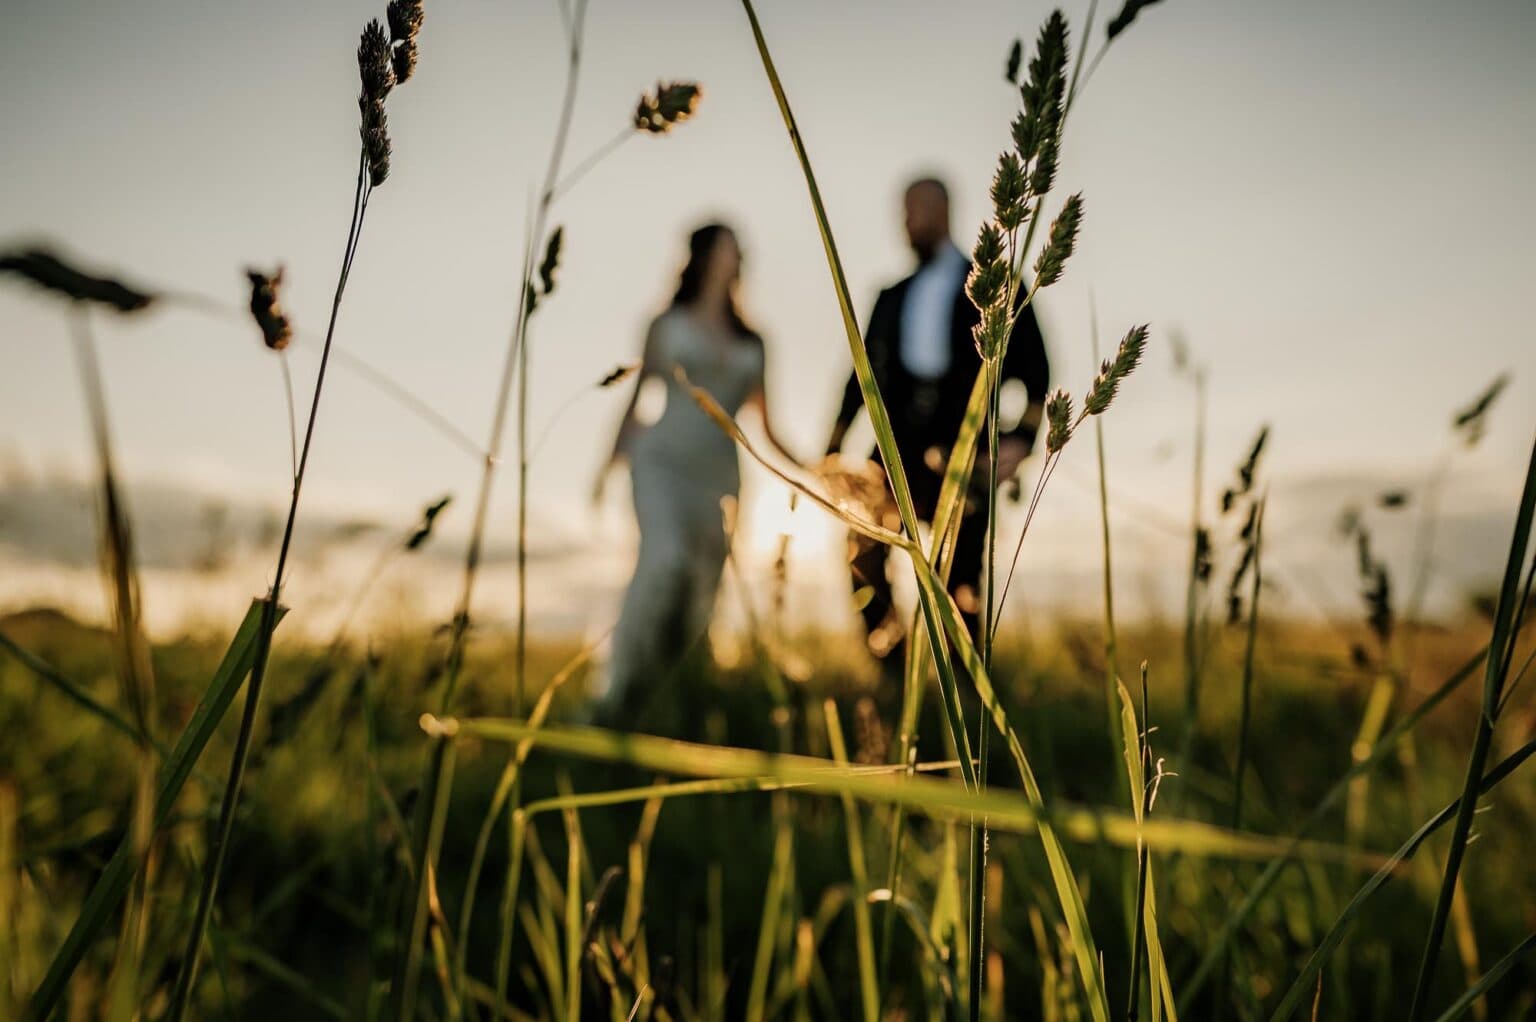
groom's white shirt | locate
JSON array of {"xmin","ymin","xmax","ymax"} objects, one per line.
[{"xmin": 899, "ymin": 241, "xmax": 967, "ymax": 380}]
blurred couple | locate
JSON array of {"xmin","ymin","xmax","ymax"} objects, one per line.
[{"xmin": 593, "ymin": 177, "xmax": 1049, "ymax": 720}]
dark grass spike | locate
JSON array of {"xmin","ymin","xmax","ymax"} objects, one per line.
[{"xmin": 0, "ymin": 246, "xmax": 156, "ymax": 312}]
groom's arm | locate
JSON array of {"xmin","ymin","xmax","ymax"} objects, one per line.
[
  {"xmin": 826, "ymin": 371, "xmax": 864, "ymax": 455},
  {"xmin": 826, "ymin": 290, "xmax": 889, "ymax": 455}
]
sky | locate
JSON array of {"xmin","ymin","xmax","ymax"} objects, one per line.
[{"xmin": 1, "ymin": 0, "xmax": 1533, "ymax": 641}]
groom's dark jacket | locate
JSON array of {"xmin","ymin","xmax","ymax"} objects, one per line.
[{"xmin": 831, "ymin": 260, "xmax": 1051, "ymax": 474}]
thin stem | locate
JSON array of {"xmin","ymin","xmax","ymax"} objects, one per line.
[
  {"xmin": 445, "ymin": 0, "xmax": 589, "ymax": 717},
  {"xmin": 1230, "ymin": 499, "xmax": 1264, "ymax": 834},
  {"xmin": 1089, "ymin": 305, "xmax": 1129, "ymax": 811},
  {"xmin": 545, "ymin": 127, "xmax": 631, "ymax": 206},
  {"xmin": 1126, "ymin": 666, "xmax": 1152, "ymax": 1021},
  {"xmin": 167, "ymin": 153, "xmax": 371, "ymax": 1021},
  {"xmin": 279, "ymin": 352, "xmax": 298, "ymax": 482}
]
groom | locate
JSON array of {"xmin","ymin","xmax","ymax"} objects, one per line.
[{"xmin": 825, "ymin": 176, "xmax": 1050, "ymax": 666}]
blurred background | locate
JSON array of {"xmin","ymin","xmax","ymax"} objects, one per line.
[{"xmin": 2, "ymin": 0, "xmax": 1533, "ymax": 641}]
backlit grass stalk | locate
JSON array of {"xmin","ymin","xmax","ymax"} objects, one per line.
[
  {"xmin": 167, "ymin": 8, "xmax": 422, "ymax": 1011},
  {"xmin": 69, "ymin": 307, "xmax": 160, "ymax": 1021},
  {"xmin": 1406, "ymin": 434, "xmax": 1536, "ymax": 1022},
  {"xmin": 393, "ymin": 737, "xmax": 458, "ymax": 1021},
  {"xmin": 436, "ymin": 718, "xmax": 1379, "ymax": 867}
]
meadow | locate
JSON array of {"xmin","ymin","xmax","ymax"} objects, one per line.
[{"xmin": 3, "ymin": 1, "xmax": 1535, "ymax": 1020}]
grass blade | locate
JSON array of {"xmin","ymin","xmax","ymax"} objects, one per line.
[
  {"xmin": 1431, "ymin": 932, "xmax": 1536, "ymax": 1022},
  {"xmin": 1268, "ymin": 738, "xmax": 1536, "ymax": 1021},
  {"xmin": 1178, "ymin": 645, "xmax": 1488, "ymax": 1008},
  {"xmin": 824, "ymin": 701, "xmax": 881, "ymax": 1022},
  {"xmin": 437, "ymin": 718, "xmax": 1378, "ymax": 866},
  {"xmin": 24, "ymin": 598, "xmax": 283, "ymax": 1021},
  {"xmin": 1408, "ymin": 434, "xmax": 1536, "ymax": 1021}
]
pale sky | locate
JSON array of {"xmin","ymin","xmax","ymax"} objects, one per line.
[{"xmin": 2, "ymin": 0, "xmax": 1534, "ymax": 637}]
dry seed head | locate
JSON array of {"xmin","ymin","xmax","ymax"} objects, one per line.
[
  {"xmin": 245, "ymin": 266, "xmax": 292, "ymax": 351},
  {"xmin": 386, "ymin": 0, "xmax": 424, "ymax": 44},
  {"xmin": 990, "ymin": 152, "xmax": 1029, "ymax": 230},
  {"xmin": 391, "ymin": 37, "xmax": 418, "ymax": 84},
  {"xmin": 0, "ymin": 247, "xmax": 155, "ymax": 312},
  {"xmin": 635, "ymin": 81, "xmax": 702, "ymax": 134},
  {"xmin": 360, "ymin": 96, "xmax": 391, "ymax": 186},
  {"xmin": 1005, "ymin": 39, "xmax": 1023, "ymax": 84},
  {"xmin": 538, "ymin": 226, "xmax": 564, "ymax": 296},
  {"xmin": 358, "ymin": 20, "xmax": 395, "ymax": 101},
  {"xmin": 1045, "ymin": 389, "xmax": 1074, "ymax": 453},
  {"xmin": 1238, "ymin": 425, "xmax": 1269, "ymax": 491},
  {"xmin": 1032, "ymin": 192, "xmax": 1083, "ymax": 290},
  {"xmin": 1452, "ymin": 373, "xmax": 1509, "ymax": 448},
  {"xmin": 1363, "ymin": 563, "xmax": 1393, "ymax": 644},
  {"xmin": 1107, "ymin": 0, "xmax": 1164, "ymax": 42},
  {"xmin": 405, "ymin": 494, "xmax": 451, "ymax": 551},
  {"xmin": 599, "ymin": 364, "xmax": 638, "ymax": 388}
]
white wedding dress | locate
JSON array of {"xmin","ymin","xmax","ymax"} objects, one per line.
[{"xmin": 606, "ymin": 308, "xmax": 765, "ymax": 711}]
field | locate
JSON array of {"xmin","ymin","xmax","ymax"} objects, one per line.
[
  {"xmin": 3, "ymin": 0, "xmax": 1536, "ymax": 1020},
  {"xmin": 4, "ymin": 609, "xmax": 1534, "ymax": 1020}
]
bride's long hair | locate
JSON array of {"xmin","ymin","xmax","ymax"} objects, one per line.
[{"xmin": 671, "ymin": 222, "xmax": 760, "ymax": 342}]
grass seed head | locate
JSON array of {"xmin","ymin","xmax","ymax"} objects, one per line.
[
  {"xmin": 360, "ymin": 96, "xmax": 391, "ymax": 186},
  {"xmin": 635, "ymin": 81, "xmax": 702, "ymax": 134},
  {"xmin": 1005, "ymin": 39, "xmax": 1023, "ymax": 84},
  {"xmin": 1107, "ymin": 0, "xmax": 1165, "ymax": 42},
  {"xmin": 972, "ymin": 222, "xmax": 1005, "ymax": 268},
  {"xmin": 1032, "ymin": 192, "xmax": 1082, "ymax": 289},
  {"xmin": 1015, "ymin": 12, "xmax": 1068, "ymax": 164},
  {"xmin": 1084, "ymin": 324, "xmax": 1149, "ymax": 415},
  {"xmin": 965, "ymin": 258, "xmax": 1008, "ymax": 312},
  {"xmin": 386, "ymin": 0, "xmax": 424, "ymax": 44},
  {"xmin": 599, "ymin": 364, "xmax": 638, "ymax": 388},
  {"xmin": 1045, "ymin": 389, "xmax": 1074, "ymax": 453},
  {"xmin": 358, "ymin": 19, "xmax": 395, "ymax": 102},
  {"xmin": 1452, "ymin": 373, "xmax": 1509, "ymax": 448},
  {"xmin": 972, "ymin": 304, "xmax": 1010, "ymax": 361},
  {"xmin": 0, "ymin": 247, "xmax": 155, "ymax": 312},
  {"xmin": 538, "ymin": 226, "xmax": 564, "ymax": 297},
  {"xmin": 391, "ymin": 37, "xmax": 418, "ymax": 85},
  {"xmin": 405, "ymin": 494, "xmax": 451, "ymax": 551},
  {"xmin": 244, "ymin": 266, "xmax": 292, "ymax": 351},
  {"xmin": 991, "ymin": 151, "xmax": 1029, "ymax": 230},
  {"xmin": 1238, "ymin": 425, "xmax": 1269, "ymax": 492}
]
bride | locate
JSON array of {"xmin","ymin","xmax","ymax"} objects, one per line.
[{"xmin": 594, "ymin": 223, "xmax": 800, "ymax": 719}]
